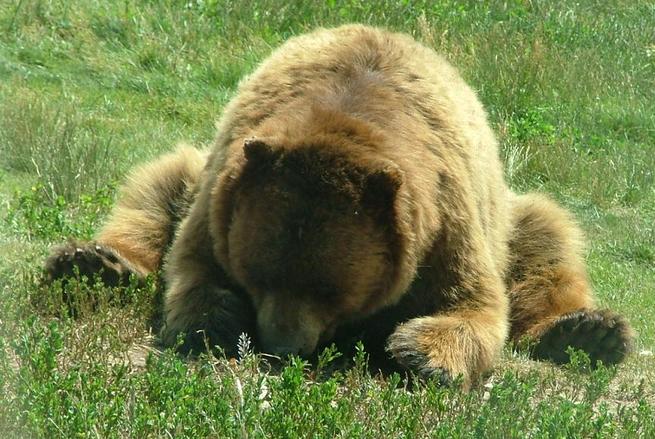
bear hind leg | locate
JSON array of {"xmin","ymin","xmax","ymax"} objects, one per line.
[
  {"xmin": 44, "ymin": 144, "xmax": 207, "ymax": 287},
  {"xmin": 507, "ymin": 193, "xmax": 633, "ymax": 366}
]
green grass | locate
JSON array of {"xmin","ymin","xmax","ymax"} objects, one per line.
[{"xmin": 1, "ymin": 0, "xmax": 654, "ymax": 437}]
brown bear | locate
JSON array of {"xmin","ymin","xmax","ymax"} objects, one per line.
[{"xmin": 45, "ymin": 25, "xmax": 633, "ymax": 386}]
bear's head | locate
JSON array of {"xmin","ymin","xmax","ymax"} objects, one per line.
[{"xmin": 210, "ymin": 134, "xmax": 406, "ymax": 357}]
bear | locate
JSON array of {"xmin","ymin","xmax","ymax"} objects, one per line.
[{"xmin": 45, "ymin": 24, "xmax": 633, "ymax": 386}]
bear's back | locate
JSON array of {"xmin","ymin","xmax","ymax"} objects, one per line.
[
  {"xmin": 214, "ymin": 25, "xmax": 492, "ymax": 157},
  {"xmin": 211, "ymin": 25, "xmax": 511, "ymax": 282}
]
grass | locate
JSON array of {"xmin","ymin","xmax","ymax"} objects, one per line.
[{"xmin": 1, "ymin": 0, "xmax": 654, "ymax": 437}]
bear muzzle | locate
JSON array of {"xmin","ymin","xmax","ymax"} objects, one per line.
[
  {"xmin": 256, "ymin": 300, "xmax": 323, "ymax": 357},
  {"xmin": 258, "ymin": 324, "xmax": 321, "ymax": 357}
]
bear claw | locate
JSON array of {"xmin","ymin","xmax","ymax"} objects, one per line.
[
  {"xmin": 386, "ymin": 331, "xmax": 454, "ymax": 386},
  {"xmin": 44, "ymin": 241, "xmax": 137, "ymax": 287}
]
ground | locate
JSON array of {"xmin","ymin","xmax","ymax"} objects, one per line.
[{"xmin": 0, "ymin": 1, "xmax": 653, "ymax": 437}]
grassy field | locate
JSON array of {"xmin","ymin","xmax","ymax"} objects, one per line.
[{"xmin": 1, "ymin": 0, "xmax": 654, "ymax": 437}]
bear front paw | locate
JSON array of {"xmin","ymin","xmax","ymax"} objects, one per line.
[
  {"xmin": 163, "ymin": 286, "xmax": 257, "ymax": 359},
  {"xmin": 386, "ymin": 321, "xmax": 453, "ymax": 385},
  {"xmin": 45, "ymin": 241, "xmax": 139, "ymax": 287}
]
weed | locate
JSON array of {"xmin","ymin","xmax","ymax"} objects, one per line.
[
  {"xmin": 0, "ymin": 0, "xmax": 653, "ymax": 437},
  {"xmin": 4, "ymin": 182, "xmax": 114, "ymax": 241}
]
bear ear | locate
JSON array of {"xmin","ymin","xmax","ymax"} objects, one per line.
[
  {"xmin": 363, "ymin": 166, "xmax": 403, "ymax": 208},
  {"xmin": 243, "ymin": 138, "xmax": 275, "ymax": 163}
]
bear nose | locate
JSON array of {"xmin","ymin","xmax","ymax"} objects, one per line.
[
  {"xmin": 260, "ymin": 332, "xmax": 302, "ymax": 358},
  {"xmin": 265, "ymin": 344, "xmax": 301, "ymax": 357},
  {"xmin": 258, "ymin": 325, "xmax": 306, "ymax": 357}
]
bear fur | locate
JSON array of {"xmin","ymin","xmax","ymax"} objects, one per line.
[{"xmin": 45, "ymin": 25, "xmax": 633, "ymax": 386}]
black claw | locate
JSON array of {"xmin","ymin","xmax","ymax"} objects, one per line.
[
  {"xmin": 397, "ymin": 350, "xmax": 429, "ymax": 369},
  {"xmin": 389, "ymin": 343, "xmax": 454, "ymax": 387},
  {"xmin": 419, "ymin": 366, "xmax": 452, "ymax": 386},
  {"xmin": 170, "ymin": 287, "xmax": 257, "ymax": 358},
  {"xmin": 44, "ymin": 241, "xmax": 139, "ymax": 288}
]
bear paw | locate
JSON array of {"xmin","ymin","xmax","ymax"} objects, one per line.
[
  {"xmin": 44, "ymin": 241, "xmax": 139, "ymax": 287},
  {"xmin": 532, "ymin": 309, "xmax": 634, "ymax": 367},
  {"xmin": 386, "ymin": 323, "xmax": 453, "ymax": 385},
  {"xmin": 163, "ymin": 286, "xmax": 257, "ymax": 359}
]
